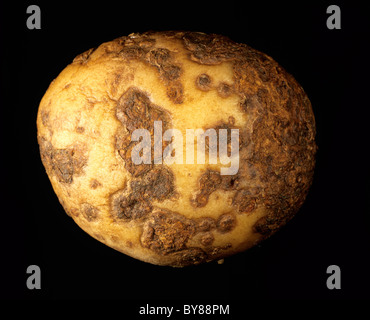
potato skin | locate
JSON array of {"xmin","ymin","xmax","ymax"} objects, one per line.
[{"xmin": 37, "ymin": 31, "xmax": 316, "ymax": 267}]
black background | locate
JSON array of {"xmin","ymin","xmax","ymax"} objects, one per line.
[{"xmin": 1, "ymin": 0, "xmax": 369, "ymax": 304}]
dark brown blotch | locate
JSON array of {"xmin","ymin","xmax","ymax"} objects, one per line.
[
  {"xmin": 182, "ymin": 32, "xmax": 241, "ymax": 65},
  {"xmin": 228, "ymin": 116, "xmax": 235, "ymax": 126},
  {"xmin": 166, "ymin": 81, "xmax": 184, "ymax": 104},
  {"xmin": 141, "ymin": 210, "xmax": 196, "ymax": 255},
  {"xmin": 145, "ymin": 47, "xmax": 182, "ymax": 81},
  {"xmin": 253, "ymin": 212, "xmax": 289, "ymax": 237},
  {"xmin": 233, "ymin": 188, "xmax": 260, "ymax": 214},
  {"xmin": 111, "ymin": 190, "xmax": 152, "ymax": 221},
  {"xmin": 170, "ymin": 248, "xmax": 207, "ymax": 267},
  {"xmin": 93, "ymin": 233, "xmax": 105, "ymax": 241},
  {"xmin": 69, "ymin": 208, "xmax": 79, "ymax": 218},
  {"xmin": 115, "ymin": 87, "xmax": 172, "ymax": 133},
  {"xmin": 90, "ymin": 179, "xmax": 102, "ymax": 189},
  {"xmin": 38, "ymin": 138, "xmax": 87, "ymax": 184},
  {"xmin": 119, "ymin": 46, "xmax": 146, "ymax": 60},
  {"xmin": 240, "ymin": 199, "xmax": 256, "ymax": 213},
  {"xmin": 110, "ymin": 167, "xmax": 176, "ymax": 222},
  {"xmin": 191, "ymin": 170, "xmax": 239, "ymax": 208},
  {"xmin": 196, "ymin": 217, "xmax": 216, "ymax": 232},
  {"xmin": 126, "ymin": 240, "xmax": 134, "ymax": 248},
  {"xmin": 81, "ymin": 203, "xmax": 100, "ymax": 222},
  {"xmin": 52, "ymin": 149, "xmax": 75, "ymax": 183},
  {"xmin": 40, "ymin": 110, "xmax": 50, "ymax": 127},
  {"xmin": 217, "ymin": 213, "xmax": 236, "ymax": 233},
  {"xmin": 240, "ymin": 88, "xmax": 268, "ymax": 114},
  {"xmin": 76, "ymin": 126, "xmax": 85, "ymax": 133},
  {"xmin": 200, "ymin": 232, "xmax": 214, "ymax": 246},
  {"xmin": 147, "ymin": 48, "xmax": 171, "ymax": 66},
  {"xmin": 217, "ymin": 83, "xmax": 232, "ymax": 98},
  {"xmin": 161, "ymin": 64, "xmax": 182, "ymax": 81},
  {"xmin": 130, "ymin": 166, "xmax": 176, "ymax": 202},
  {"xmin": 73, "ymin": 47, "xmax": 96, "ymax": 64},
  {"xmin": 115, "ymin": 87, "xmax": 172, "ymax": 176},
  {"xmin": 196, "ymin": 74, "xmax": 212, "ymax": 91}
]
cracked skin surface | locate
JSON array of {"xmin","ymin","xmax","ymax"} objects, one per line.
[{"xmin": 37, "ymin": 31, "xmax": 316, "ymax": 267}]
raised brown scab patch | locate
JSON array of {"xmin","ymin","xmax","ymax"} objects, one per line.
[
  {"xmin": 147, "ymin": 47, "xmax": 171, "ymax": 66},
  {"xmin": 126, "ymin": 240, "xmax": 134, "ymax": 248},
  {"xmin": 146, "ymin": 48, "xmax": 183, "ymax": 103},
  {"xmin": 93, "ymin": 233, "xmax": 105, "ymax": 241},
  {"xmin": 196, "ymin": 73, "xmax": 212, "ymax": 91},
  {"xmin": 111, "ymin": 190, "xmax": 152, "ymax": 221},
  {"xmin": 38, "ymin": 137, "xmax": 87, "ymax": 184},
  {"xmin": 233, "ymin": 188, "xmax": 261, "ymax": 214},
  {"xmin": 73, "ymin": 47, "xmax": 96, "ymax": 64},
  {"xmin": 193, "ymin": 120, "xmax": 242, "ymax": 170},
  {"xmin": 53, "ymin": 149, "xmax": 82, "ymax": 183},
  {"xmin": 115, "ymin": 87, "xmax": 172, "ymax": 176},
  {"xmin": 228, "ymin": 116, "xmax": 235, "ymax": 126},
  {"xmin": 166, "ymin": 81, "xmax": 184, "ymax": 104},
  {"xmin": 137, "ymin": 207, "xmax": 233, "ymax": 266},
  {"xmin": 112, "ymin": 31, "xmax": 241, "ymax": 65},
  {"xmin": 245, "ymin": 88, "xmax": 316, "ymax": 235},
  {"xmin": 170, "ymin": 248, "xmax": 207, "ymax": 267},
  {"xmin": 119, "ymin": 46, "xmax": 145, "ymax": 60},
  {"xmin": 116, "ymin": 33, "xmax": 155, "ymax": 58},
  {"xmin": 40, "ymin": 110, "xmax": 50, "ymax": 127},
  {"xmin": 141, "ymin": 209, "xmax": 196, "ymax": 254},
  {"xmin": 208, "ymin": 244, "xmax": 232, "ymax": 256},
  {"xmin": 253, "ymin": 205, "xmax": 294, "ymax": 236},
  {"xmin": 195, "ymin": 217, "xmax": 216, "ymax": 232},
  {"xmin": 112, "ymin": 87, "xmax": 177, "ymax": 223},
  {"xmin": 113, "ymin": 35, "xmax": 184, "ymax": 104},
  {"xmin": 131, "ymin": 166, "xmax": 176, "ymax": 202},
  {"xmin": 81, "ymin": 203, "xmax": 100, "ymax": 222},
  {"xmin": 191, "ymin": 170, "xmax": 239, "ymax": 208},
  {"xmin": 217, "ymin": 82, "xmax": 232, "ymax": 98},
  {"xmin": 117, "ymin": 140, "xmax": 153, "ymax": 177},
  {"xmin": 147, "ymin": 48, "xmax": 182, "ymax": 81},
  {"xmin": 240, "ymin": 88, "xmax": 269, "ymax": 114},
  {"xmin": 240, "ymin": 199, "xmax": 256, "ymax": 213},
  {"xmin": 215, "ymin": 121, "xmax": 241, "ymax": 156},
  {"xmin": 76, "ymin": 126, "xmax": 85, "ymax": 133},
  {"xmin": 129, "ymin": 34, "xmax": 157, "ymax": 47},
  {"xmin": 116, "ymin": 87, "xmax": 168, "ymax": 131},
  {"xmin": 69, "ymin": 208, "xmax": 79, "ymax": 218},
  {"xmin": 182, "ymin": 31, "xmax": 251, "ymax": 66},
  {"xmin": 200, "ymin": 232, "xmax": 214, "ymax": 246},
  {"xmin": 217, "ymin": 213, "xmax": 236, "ymax": 233},
  {"xmin": 169, "ymin": 243, "xmax": 233, "ymax": 267},
  {"xmin": 180, "ymin": 31, "xmax": 316, "ymax": 237},
  {"xmin": 230, "ymin": 51, "xmax": 316, "ymax": 236},
  {"xmin": 110, "ymin": 235, "xmax": 120, "ymax": 243},
  {"xmin": 90, "ymin": 179, "xmax": 102, "ymax": 189},
  {"xmin": 110, "ymin": 167, "xmax": 176, "ymax": 221}
]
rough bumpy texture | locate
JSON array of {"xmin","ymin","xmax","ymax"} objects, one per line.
[{"xmin": 37, "ymin": 31, "xmax": 316, "ymax": 267}]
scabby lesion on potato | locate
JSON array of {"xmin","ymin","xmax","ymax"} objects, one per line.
[
  {"xmin": 72, "ymin": 47, "xmax": 96, "ymax": 64},
  {"xmin": 81, "ymin": 203, "xmax": 100, "ymax": 222},
  {"xmin": 110, "ymin": 166, "xmax": 177, "ymax": 222},
  {"xmin": 141, "ymin": 209, "xmax": 196, "ymax": 254},
  {"xmin": 38, "ymin": 137, "xmax": 87, "ymax": 184},
  {"xmin": 191, "ymin": 170, "xmax": 239, "ymax": 208},
  {"xmin": 110, "ymin": 33, "xmax": 185, "ymax": 104},
  {"xmin": 115, "ymin": 87, "xmax": 173, "ymax": 176},
  {"xmin": 140, "ymin": 208, "xmax": 236, "ymax": 266}
]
